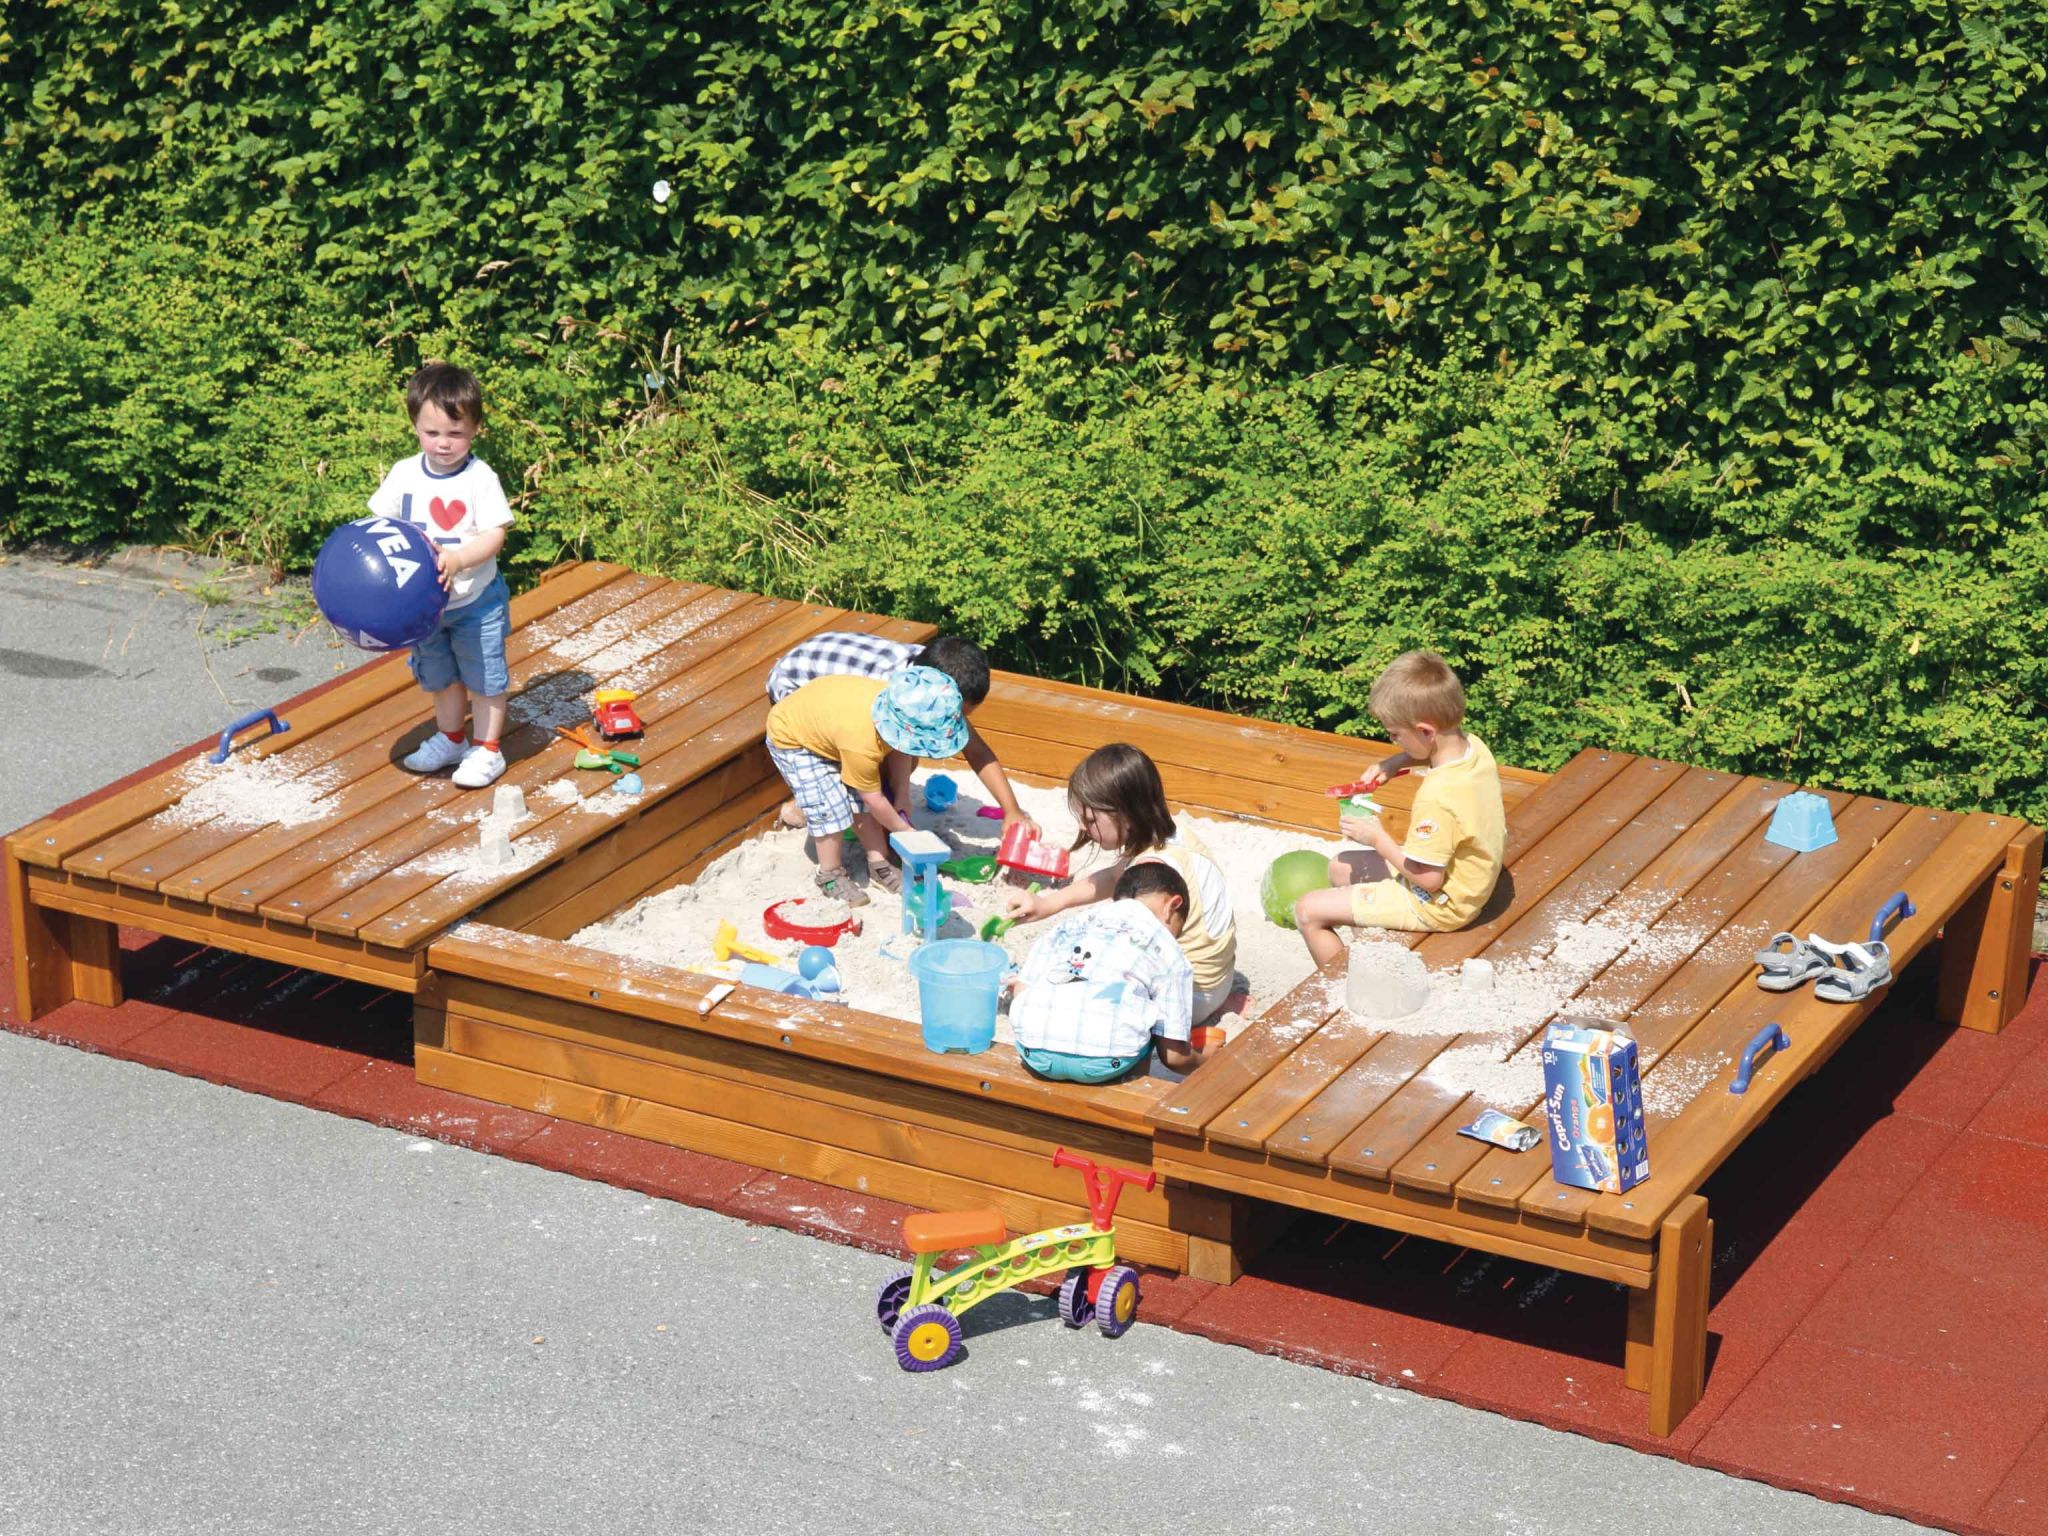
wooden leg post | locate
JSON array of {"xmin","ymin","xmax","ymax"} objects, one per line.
[
  {"xmin": 1624, "ymin": 1282, "xmax": 1655, "ymax": 1391},
  {"xmin": 6, "ymin": 846, "xmax": 123, "ymax": 1022},
  {"xmin": 1184, "ymin": 1191, "xmax": 1248, "ymax": 1285},
  {"xmin": 1937, "ymin": 828, "xmax": 2043, "ymax": 1035},
  {"xmin": 1649, "ymin": 1194, "xmax": 1712, "ymax": 1436}
]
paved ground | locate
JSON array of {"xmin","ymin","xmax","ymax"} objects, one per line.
[{"xmin": 0, "ymin": 548, "xmax": 1935, "ymax": 1535}]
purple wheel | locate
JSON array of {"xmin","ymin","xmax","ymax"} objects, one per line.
[
  {"xmin": 1096, "ymin": 1265, "xmax": 1141, "ymax": 1339},
  {"xmin": 893, "ymin": 1304, "xmax": 962, "ymax": 1372},
  {"xmin": 1057, "ymin": 1268, "xmax": 1094, "ymax": 1328},
  {"xmin": 875, "ymin": 1269, "xmax": 914, "ymax": 1335}
]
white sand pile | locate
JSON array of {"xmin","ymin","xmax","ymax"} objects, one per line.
[
  {"xmin": 1338, "ymin": 893, "xmax": 1713, "ymax": 1113},
  {"xmin": 571, "ymin": 769, "xmax": 1348, "ymax": 1036},
  {"xmin": 158, "ymin": 754, "xmax": 347, "ymax": 830}
]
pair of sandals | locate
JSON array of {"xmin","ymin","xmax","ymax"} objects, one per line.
[
  {"xmin": 1754, "ymin": 892, "xmax": 1915, "ymax": 1003},
  {"xmin": 814, "ymin": 859, "xmax": 902, "ymax": 908}
]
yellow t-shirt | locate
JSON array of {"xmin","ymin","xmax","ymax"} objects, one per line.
[
  {"xmin": 765, "ymin": 674, "xmax": 892, "ymax": 792},
  {"xmin": 1141, "ymin": 826, "xmax": 1237, "ymax": 996},
  {"xmin": 1400, "ymin": 734, "xmax": 1507, "ymax": 931}
]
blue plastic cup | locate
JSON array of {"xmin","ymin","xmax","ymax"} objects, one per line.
[
  {"xmin": 906, "ymin": 939, "xmax": 1008, "ymax": 1054},
  {"xmin": 923, "ymin": 773, "xmax": 959, "ymax": 813}
]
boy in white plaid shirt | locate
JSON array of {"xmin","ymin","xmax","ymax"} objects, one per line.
[
  {"xmin": 1007, "ymin": 863, "xmax": 1210, "ymax": 1084},
  {"xmin": 768, "ymin": 631, "xmax": 1038, "ymax": 836}
]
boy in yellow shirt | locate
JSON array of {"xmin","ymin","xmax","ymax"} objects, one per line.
[
  {"xmin": 766, "ymin": 665, "xmax": 969, "ymax": 906},
  {"xmin": 1294, "ymin": 651, "xmax": 1507, "ymax": 966}
]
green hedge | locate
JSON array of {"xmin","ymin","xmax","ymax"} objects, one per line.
[
  {"xmin": 0, "ymin": 1, "xmax": 2044, "ymax": 826},
  {"xmin": 4, "ymin": 0, "xmax": 2043, "ymax": 454}
]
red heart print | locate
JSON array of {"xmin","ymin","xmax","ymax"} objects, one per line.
[{"xmin": 428, "ymin": 496, "xmax": 468, "ymax": 531}]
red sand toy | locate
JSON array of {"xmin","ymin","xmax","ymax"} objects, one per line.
[
  {"xmin": 592, "ymin": 688, "xmax": 644, "ymax": 740},
  {"xmin": 996, "ymin": 822, "xmax": 1070, "ymax": 881},
  {"xmin": 762, "ymin": 898, "xmax": 863, "ymax": 947}
]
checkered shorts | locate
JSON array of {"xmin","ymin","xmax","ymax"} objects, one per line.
[
  {"xmin": 767, "ymin": 741, "xmax": 860, "ymax": 837},
  {"xmin": 766, "ymin": 632, "xmax": 922, "ymax": 703}
]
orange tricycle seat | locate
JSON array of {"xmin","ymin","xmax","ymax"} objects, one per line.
[{"xmin": 902, "ymin": 1209, "xmax": 1007, "ymax": 1254}]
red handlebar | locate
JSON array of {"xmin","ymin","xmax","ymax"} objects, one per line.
[{"xmin": 1052, "ymin": 1148, "xmax": 1158, "ymax": 1230}]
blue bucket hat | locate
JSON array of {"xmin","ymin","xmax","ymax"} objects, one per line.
[{"xmin": 872, "ymin": 665, "xmax": 969, "ymax": 758}]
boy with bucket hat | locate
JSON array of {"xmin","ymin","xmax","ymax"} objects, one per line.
[{"xmin": 765, "ymin": 664, "xmax": 969, "ymax": 906}]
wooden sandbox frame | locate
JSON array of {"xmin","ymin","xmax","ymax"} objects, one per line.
[{"xmin": 415, "ymin": 674, "xmax": 1550, "ymax": 1280}]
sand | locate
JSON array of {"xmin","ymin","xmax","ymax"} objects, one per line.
[
  {"xmin": 569, "ymin": 771, "xmax": 1720, "ymax": 1119},
  {"xmin": 156, "ymin": 754, "xmax": 348, "ymax": 830},
  {"xmin": 1336, "ymin": 893, "xmax": 1715, "ymax": 1114},
  {"xmin": 571, "ymin": 769, "xmax": 1349, "ymax": 1038}
]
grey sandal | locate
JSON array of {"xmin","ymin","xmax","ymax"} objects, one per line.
[
  {"xmin": 814, "ymin": 865, "xmax": 872, "ymax": 907},
  {"xmin": 867, "ymin": 861, "xmax": 903, "ymax": 897},
  {"xmin": 1807, "ymin": 891, "xmax": 1915, "ymax": 1004},
  {"xmin": 1755, "ymin": 932, "xmax": 1830, "ymax": 992},
  {"xmin": 1811, "ymin": 939, "xmax": 1893, "ymax": 1002}
]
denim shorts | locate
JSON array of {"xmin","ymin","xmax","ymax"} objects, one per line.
[
  {"xmin": 1017, "ymin": 1043, "xmax": 1153, "ymax": 1085},
  {"xmin": 410, "ymin": 577, "xmax": 510, "ymax": 696}
]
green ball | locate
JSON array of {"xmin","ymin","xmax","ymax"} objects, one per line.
[{"xmin": 1260, "ymin": 849, "xmax": 1331, "ymax": 929}]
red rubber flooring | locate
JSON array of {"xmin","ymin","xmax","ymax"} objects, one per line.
[{"xmin": 10, "ymin": 743, "xmax": 2048, "ymax": 1534}]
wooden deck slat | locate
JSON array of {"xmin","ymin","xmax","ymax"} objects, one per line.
[
  {"xmin": 14, "ymin": 562, "xmax": 632, "ymax": 872},
  {"xmin": 82, "ymin": 576, "xmax": 696, "ymax": 893},
  {"xmin": 975, "ymin": 672, "xmax": 1550, "ymax": 795},
  {"xmin": 470, "ymin": 747, "xmax": 778, "ymax": 936},
  {"xmin": 1393, "ymin": 774, "xmax": 1824, "ymax": 1196},
  {"xmin": 337, "ymin": 605, "xmax": 929, "ymax": 945},
  {"xmin": 1322, "ymin": 765, "xmax": 1751, "ymax": 1184},
  {"xmin": 973, "ymin": 725, "xmax": 1428, "ymax": 839},
  {"xmin": 230, "ymin": 590, "xmax": 776, "ymax": 923},
  {"xmin": 1563, "ymin": 808, "xmax": 2007, "ymax": 1240},
  {"xmin": 164, "ymin": 581, "xmax": 738, "ymax": 904},
  {"xmin": 1247, "ymin": 753, "xmax": 1680, "ymax": 1169},
  {"xmin": 1145, "ymin": 747, "xmax": 1634, "ymax": 1141},
  {"xmin": 1456, "ymin": 793, "xmax": 1911, "ymax": 1210},
  {"xmin": 286, "ymin": 598, "xmax": 844, "ymax": 938},
  {"xmin": 1146, "ymin": 966, "xmax": 1346, "ymax": 1135}
]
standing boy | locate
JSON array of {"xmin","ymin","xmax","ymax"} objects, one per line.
[
  {"xmin": 1294, "ymin": 650, "xmax": 1507, "ymax": 964},
  {"xmin": 374, "ymin": 363, "xmax": 517, "ymax": 790}
]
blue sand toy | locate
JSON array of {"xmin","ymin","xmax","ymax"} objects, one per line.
[
  {"xmin": 906, "ymin": 940, "xmax": 1009, "ymax": 1054},
  {"xmin": 889, "ymin": 829, "xmax": 954, "ymax": 941},
  {"xmin": 1764, "ymin": 791, "xmax": 1836, "ymax": 852},
  {"xmin": 312, "ymin": 516, "xmax": 448, "ymax": 651},
  {"xmin": 923, "ymin": 774, "xmax": 959, "ymax": 813}
]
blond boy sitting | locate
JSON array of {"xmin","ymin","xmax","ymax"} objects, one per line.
[{"xmin": 1295, "ymin": 651, "xmax": 1507, "ymax": 966}]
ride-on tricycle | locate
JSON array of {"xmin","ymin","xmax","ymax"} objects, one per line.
[{"xmin": 874, "ymin": 1149, "xmax": 1158, "ymax": 1372}]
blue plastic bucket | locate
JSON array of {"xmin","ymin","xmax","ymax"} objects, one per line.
[{"xmin": 907, "ymin": 940, "xmax": 1008, "ymax": 1054}]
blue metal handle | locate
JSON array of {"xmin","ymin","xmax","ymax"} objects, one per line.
[
  {"xmin": 209, "ymin": 708, "xmax": 290, "ymax": 764},
  {"xmin": 1729, "ymin": 1023, "xmax": 1790, "ymax": 1095},
  {"xmin": 1868, "ymin": 891, "xmax": 1915, "ymax": 946}
]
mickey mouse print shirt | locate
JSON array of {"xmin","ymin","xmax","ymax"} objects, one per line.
[
  {"xmin": 1009, "ymin": 898, "xmax": 1195, "ymax": 1062},
  {"xmin": 368, "ymin": 454, "xmax": 516, "ymax": 609}
]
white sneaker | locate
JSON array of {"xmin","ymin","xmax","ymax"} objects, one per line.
[
  {"xmin": 402, "ymin": 732, "xmax": 468, "ymax": 773},
  {"xmin": 452, "ymin": 746, "xmax": 508, "ymax": 789}
]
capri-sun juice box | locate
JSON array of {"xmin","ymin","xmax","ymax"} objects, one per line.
[{"xmin": 1541, "ymin": 1017, "xmax": 1649, "ymax": 1194}]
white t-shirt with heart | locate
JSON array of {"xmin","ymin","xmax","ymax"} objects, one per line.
[{"xmin": 367, "ymin": 454, "xmax": 516, "ymax": 610}]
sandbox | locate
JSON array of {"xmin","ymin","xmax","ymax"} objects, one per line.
[{"xmin": 407, "ymin": 657, "xmax": 1526, "ymax": 1281}]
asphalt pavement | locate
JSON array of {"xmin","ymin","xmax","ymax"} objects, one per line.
[{"xmin": 0, "ymin": 548, "xmax": 1935, "ymax": 1535}]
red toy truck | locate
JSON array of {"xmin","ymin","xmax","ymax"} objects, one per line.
[{"xmin": 591, "ymin": 689, "xmax": 644, "ymax": 740}]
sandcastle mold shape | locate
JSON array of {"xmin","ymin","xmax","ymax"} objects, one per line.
[{"xmin": 1346, "ymin": 940, "xmax": 1431, "ymax": 1019}]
